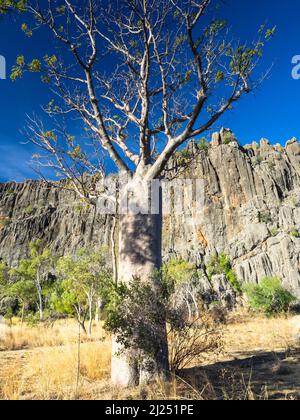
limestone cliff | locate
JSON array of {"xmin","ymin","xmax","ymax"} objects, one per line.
[{"xmin": 0, "ymin": 130, "xmax": 299, "ymax": 297}]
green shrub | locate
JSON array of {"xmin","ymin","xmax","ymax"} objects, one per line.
[
  {"xmin": 198, "ymin": 137, "xmax": 210, "ymax": 154},
  {"xmin": 177, "ymin": 149, "xmax": 193, "ymax": 166},
  {"xmin": 207, "ymin": 253, "xmax": 242, "ymax": 293},
  {"xmin": 104, "ymin": 275, "xmax": 223, "ymax": 374},
  {"xmin": 290, "ymin": 229, "xmax": 299, "ymax": 239},
  {"xmin": 5, "ymin": 187, "xmax": 15, "ymax": 196},
  {"xmin": 24, "ymin": 205, "xmax": 34, "ymax": 216},
  {"xmin": 222, "ymin": 131, "xmax": 235, "ymax": 145},
  {"xmin": 258, "ymin": 211, "xmax": 272, "ymax": 224},
  {"xmin": 163, "ymin": 259, "xmax": 197, "ymax": 285},
  {"xmin": 270, "ymin": 227, "xmax": 279, "ymax": 237},
  {"xmin": 244, "ymin": 277, "xmax": 297, "ymax": 316},
  {"xmin": 104, "ymin": 276, "xmax": 171, "ymax": 364}
]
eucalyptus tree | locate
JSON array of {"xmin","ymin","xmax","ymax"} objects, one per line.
[
  {"xmin": 12, "ymin": 0, "xmax": 274, "ymax": 386},
  {"xmin": 53, "ymin": 248, "xmax": 111, "ymax": 336},
  {"xmin": 12, "ymin": 240, "xmax": 54, "ymax": 321}
]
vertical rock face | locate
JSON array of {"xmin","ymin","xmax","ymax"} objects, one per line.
[
  {"xmin": 0, "ymin": 130, "xmax": 300, "ymax": 296},
  {"xmin": 163, "ymin": 132, "xmax": 300, "ymax": 297},
  {"xmin": 0, "ymin": 181, "xmax": 113, "ymax": 266}
]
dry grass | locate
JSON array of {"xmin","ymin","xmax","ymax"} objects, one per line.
[
  {"xmin": 0, "ymin": 312, "xmax": 299, "ymax": 400},
  {"xmin": 0, "ymin": 319, "xmax": 112, "ymax": 400},
  {"xmin": 22, "ymin": 341, "xmax": 111, "ymax": 400},
  {"xmin": 0, "ymin": 318, "xmax": 104, "ymax": 351},
  {"xmin": 0, "ymin": 341, "xmax": 112, "ymax": 400},
  {"xmin": 223, "ymin": 312, "xmax": 298, "ymax": 357}
]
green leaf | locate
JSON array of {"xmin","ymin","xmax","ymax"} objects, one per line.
[{"xmin": 215, "ymin": 70, "xmax": 224, "ymax": 83}]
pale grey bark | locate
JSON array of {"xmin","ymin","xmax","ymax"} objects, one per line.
[
  {"xmin": 111, "ymin": 176, "xmax": 169, "ymax": 387},
  {"xmin": 111, "ymin": 215, "xmax": 118, "ymax": 286},
  {"xmin": 95, "ymin": 298, "xmax": 102, "ymax": 323}
]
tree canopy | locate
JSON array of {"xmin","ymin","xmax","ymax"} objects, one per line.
[{"xmin": 8, "ymin": 0, "xmax": 274, "ymax": 199}]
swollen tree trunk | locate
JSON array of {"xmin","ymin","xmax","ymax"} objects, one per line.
[
  {"xmin": 111, "ymin": 175, "xmax": 169, "ymax": 387},
  {"xmin": 111, "ymin": 215, "xmax": 118, "ymax": 285}
]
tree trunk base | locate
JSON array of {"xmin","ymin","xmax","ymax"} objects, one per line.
[{"xmin": 111, "ymin": 338, "xmax": 139, "ymax": 387}]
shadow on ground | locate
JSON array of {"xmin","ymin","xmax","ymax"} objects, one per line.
[{"xmin": 181, "ymin": 348, "xmax": 300, "ymax": 400}]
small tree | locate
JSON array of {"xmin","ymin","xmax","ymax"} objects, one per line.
[
  {"xmin": 12, "ymin": 240, "xmax": 54, "ymax": 321},
  {"xmin": 0, "ymin": 262, "xmax": 7, "ymax": 285},
  {"xmin": 207, "ymin": 253, "xmax": 242, "ymax": 293},
  {"xmin": 0, "ymin": 262, "xmax": 14, "ymax": 319},
  {"xmin": 8, "ymin": 278, "xmax": 37, "ymax": 323},
  {"xmin": 163, "ymin": 259, "xmax": 200, "ymax": 320},
  {"xmin": 244, "ymin": 277, "xmax": 297, "ymax": 317},
  {"xmin": 52, "ymin": 248, "xmax": 111, "ymax": 335}
]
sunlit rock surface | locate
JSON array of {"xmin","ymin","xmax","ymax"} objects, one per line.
[{"xmin": 1, "ymin": 130, "xmax": 299, "ymax": 297}]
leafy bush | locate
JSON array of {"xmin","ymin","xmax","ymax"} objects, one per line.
[
  {"xmin": 198, "ymin": 137, "xmax": 210, "ymax": 154},
  {"xmin": 104, "ymin": 274, "xmax": 224, "ymax": 374},
  {"xmin": 290, "ymin": 229, "xmax": 299, "ymax": 239},
  {"xmin": 105, "ymin": 276, "xmax": 168, "ymax": 344},
  {"xmin": 222, "ymin": 132, "xmax": 235, "ymax": 145},
  {"xmin": 244, "ymin": 277, "xmax": 297, "ymax": 316},
  {"xmin": 270, "ymin": 227, "xmax": 279, "ymax": 237},
  {"xmin": 4, "ymin": 187, "xmax": 15, "ymax": 196},
  {"xmin": 207, "ymin": 253, "xmax": 242, "ymax": 293},
  {"xmin": 0, "ymin": 262, "xmax": 7, "ymax": 285},
  {"xmin": 258, "ymin": 211, "xmax": 272, "ymax": 224},
  {"xmin": 177, "ymin": 149, "xmax": 193, "ymax": 166},
  {"xmin": 163, "ymin": 259, "xmax": 197, "ymax": 285},
  {"xmin": 24, "ymin": 205, "xmax": 35, "ymax": 216}
]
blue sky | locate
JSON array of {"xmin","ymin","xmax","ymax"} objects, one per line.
[{"xmin": 0, "ymin": 0, "xmax": 300, "ymax": 182}]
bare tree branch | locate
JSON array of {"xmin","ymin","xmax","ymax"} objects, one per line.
[{"xmin": 15, "ymin": 0, "xmax": 273, "ymax": 189}]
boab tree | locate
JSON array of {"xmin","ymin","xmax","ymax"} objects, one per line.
[{"xmin": 12, "ymin": 0, "xmax": 274, "ymax": 386}]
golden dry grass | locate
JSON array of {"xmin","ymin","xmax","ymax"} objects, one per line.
[
  {"xmin": 0, "ymin": 319, "xmax": 111, "ymax": 400},
  {"xmin": 223, "ymin": 312, "xmax": 298, "ymax": 357},
  {"xmin": 0, "ymin": 312, "xmax": 299, "ymax": 400},
  {"xmin": 0, "ymin": 318, "xmax": 104, "ymax": 351},
  {"xmin": 0, "ymin": 340, "xmax": 112, "ymax": 400},
  {"xmin": 21, "ymin": 341, "xmax": 111, "ymax": 400}
]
